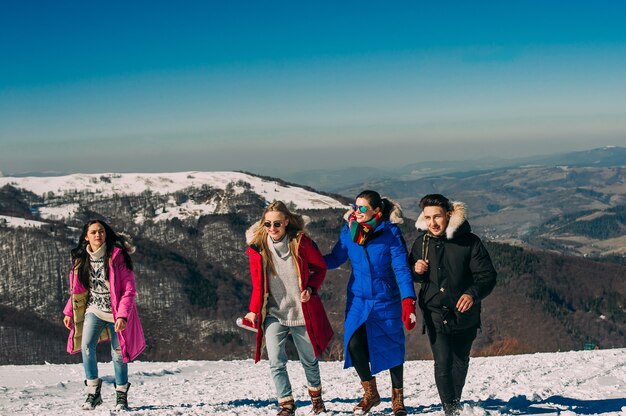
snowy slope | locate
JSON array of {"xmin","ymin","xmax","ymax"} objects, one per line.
[
  {"xmin": 0, "ymin": 349, "xmax": 624, "ymax": 415},
  {"xmin": 0, "ymin": 172, "xmax": 347, "ymax": 223},
  {"xmin": 0, "ymin": 215, "xmax": 47, "ymax": 229}
]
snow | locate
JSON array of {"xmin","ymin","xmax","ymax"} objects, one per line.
[
  {"xmin": 37, "ymin": 203, "xmax": 81, "ymax": 221},
  {"xmin": 0, "ymin": 215, "xmax": 47, "ymax": 229},
  {"xmin": 0, "ymin": 172, "xmax": 347, "ymax": 223},
  {"xmin": 0, "ymin": 172, "xmax": 346, "ymax": 210},
  {"xmin": 1, "ymin": 349, "xmax": 624, "ymax": 415}
]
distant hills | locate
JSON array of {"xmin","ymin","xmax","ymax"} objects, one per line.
[
  {"xmin": 287, "ymin": 146, "xmax": 626, "ymax": 258},
  {"xmin": 0, "ymin": 168, "xmax": 624, "ymax": 365},
  {"xmin": 286, "ymin": 146, "xmax": 626, "ymax": 192}
]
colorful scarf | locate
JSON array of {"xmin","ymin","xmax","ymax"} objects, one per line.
[{"xmin": 349, "ymin": 211, "xmax": 383, "ymax": 245}]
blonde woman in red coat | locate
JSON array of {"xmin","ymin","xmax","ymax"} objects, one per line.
[{"xmin": 244, "ymin": 201, "xmax": 333, "ymax": 416}]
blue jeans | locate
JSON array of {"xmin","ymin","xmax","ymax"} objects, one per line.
[
  {"xmin": 264, "ymin": 315, "xmax": 321, "ymax": 401},
  {"xmin": 81, "ymin": 313, "xmax": 128, "ymax": 386}
]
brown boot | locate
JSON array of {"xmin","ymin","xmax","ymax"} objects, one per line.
[
  {"xmin": 277, "ymin": 398, "xmax": 296, "ymax": 416},
  {"xmin": 353, "ymin": 377, "xmax": 381, "ymax": 414},
  {"xmin": 392, "ymin": 387, "xmax": 407, "ymax": 416},
  {"xmin": 309, "ymin": 386, "xmax": 326, "ymax": 414}
]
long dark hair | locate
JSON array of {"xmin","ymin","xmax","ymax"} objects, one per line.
[
  {"xmin": 70, "ymin": 219, "xmax": 134, "ymax": 290},
  {"xmin": 356, "ymin": 190, "xmax": 393, "ymax": 220}
]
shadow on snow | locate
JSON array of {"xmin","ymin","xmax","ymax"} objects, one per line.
[
  {"xmin": 476, "ymin": 395, "xmax": 626, "ymax": 414},
  {"xmin": 196, "ymin": 394, "xmax": 626, "ymax": 414}
]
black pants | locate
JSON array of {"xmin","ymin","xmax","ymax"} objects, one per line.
[
  {"xmin": 427, "ymin": 326, "xmax": 477, "ymax": 404},
  {"xmin": 348, "ymin": 324, "xmax": 403, "ymax": 389}
]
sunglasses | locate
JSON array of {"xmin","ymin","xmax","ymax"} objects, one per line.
[
  {"xmin": 350, "ymin": 204, "xmax": 369, "ymax": 213},
  {"xmin": 263, "ymin": 221, "xmax": 284, "ymax": 228}
]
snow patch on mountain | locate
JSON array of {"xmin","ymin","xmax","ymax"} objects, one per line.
[
  {"xmin": 0, "ymin": 215, "xmax": 47, "ymax": 229},
  {"xmin": 0, "ymin": 172, "xmax": 345, "ymax": 208},
  {"xmin": 1, "ymin": 172, "xmax": 347, "ymax": 223},
  {"xmin": 37, "ymin": 203, "xmax": 81, "ymax": 221}
]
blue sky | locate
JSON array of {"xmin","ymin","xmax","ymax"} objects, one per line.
[{"xmin": 1, "ymin": 1, "xmax": 625, "ymax": 176}]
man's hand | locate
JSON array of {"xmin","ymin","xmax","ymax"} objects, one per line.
[
  {"xmin": 63, "ymin": 316, "xmax": 72, "ymax": 330},
  {"xmin": 456, "ymin": 294, "xmax": 474, "ymax": 313},
  {"xmin": 414, "ymin": 259, "xmax": 429, "ymax": 275}
]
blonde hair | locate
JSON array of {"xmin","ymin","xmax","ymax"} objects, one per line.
[{"xmin": 250, "ymin": 201, "xmax": 306, "ymax": 276}]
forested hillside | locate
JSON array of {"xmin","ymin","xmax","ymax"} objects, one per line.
[{"xmin": 0, "ymin": 172, "xmax": 624, "ymax": 365}]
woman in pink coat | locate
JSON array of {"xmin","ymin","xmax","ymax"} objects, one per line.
[{"xmin": 63, "ymin": 219, "xmax": 145, "ymax": 411}]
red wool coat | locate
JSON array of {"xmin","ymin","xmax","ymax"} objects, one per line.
[{"xmin": 246, "ymin": 232, "xmax": 333, "ymax": 363}]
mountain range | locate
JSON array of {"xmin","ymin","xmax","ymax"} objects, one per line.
[
  {"xmin": 287, "ymin": 146, "xmax": 626, "ymax": 258},
  {"xmin": 0, "ymin": 166, "xmax": 624, "ymax": 365},
  {"xmin": 285, "ymin": 146, "xmax": 626, "ymax": 192}
]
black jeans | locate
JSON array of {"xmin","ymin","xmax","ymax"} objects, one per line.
[
  {"xmin": 348, "ymin": 324, "xmax": 403, "ymax": 388},
  {"xmin": 427, "ymin": 326, "xmax": 477, "ymax": 404}
]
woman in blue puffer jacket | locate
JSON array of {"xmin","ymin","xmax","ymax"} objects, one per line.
[{"xmin": 324, "ymin": 190, "xmax": 417, "ymax": 416}]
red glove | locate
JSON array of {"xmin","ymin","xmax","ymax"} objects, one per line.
[{"xmin": 402, "ymin": 298, "xmax": 417, "ymax": 331}]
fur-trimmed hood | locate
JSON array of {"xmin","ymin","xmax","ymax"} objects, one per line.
[
  {"xmin": 414, "ymin": 201, "xmax": 468, "ymax": 239},
  {"xmin": 245, "ymin": 225, "xmax": 256, "ymax": 246},
  {"xmin": 342, "ymin": 198, "xmax": 404, "ymax": 224},
  {"xmin": 245, "ymin": 215, "xmax": 311, "ymax": 245}
]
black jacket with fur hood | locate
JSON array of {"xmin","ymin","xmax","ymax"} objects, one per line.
[{"xmin": 408, "ymin": 202, "xmax": 497, "ymax": 333}]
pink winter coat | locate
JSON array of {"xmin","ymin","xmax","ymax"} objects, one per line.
[{"xmin": 63, "ymin": 246, "xmax": 146, "ymax": 363}]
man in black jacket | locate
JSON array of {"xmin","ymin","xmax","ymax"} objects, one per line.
[{"xmin": 409, "ymin": 194, "xmax": 497, "ymax": 416}]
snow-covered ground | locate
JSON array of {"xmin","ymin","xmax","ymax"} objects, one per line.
[{"xmin": 1, "ymin": 349, "xmax": 624, "ymax": 415}]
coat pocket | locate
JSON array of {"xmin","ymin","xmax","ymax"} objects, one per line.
[{"xmin": 447, "ymin": 307, "xmax": 479, "ymax": 333}]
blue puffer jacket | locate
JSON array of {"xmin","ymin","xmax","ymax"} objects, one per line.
[{"xmin": 325, "ymin": 213, "xmax": 416, "ymax": 374}]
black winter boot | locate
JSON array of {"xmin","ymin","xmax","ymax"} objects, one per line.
[
  {"xmin": 115, "ymin": 382, "xmax": 131, "ymax": 411},
  {"xmin": 82, "ymin": 378, "xmax": 103, "ymax": 410},
  {"xmin": 443, "ymin": 399, "xmax": 461, "ymax": 416}
]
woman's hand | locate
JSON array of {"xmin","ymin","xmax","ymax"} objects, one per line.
[
  {"xmin": 300, "ymin": 287, "xmax": 312, "ymax": 303},
  {"xmin": 244, "ymin": 311, "xmax": 257, "ymax": 324},
  {"xmin": 114, "ymin": 318, "xmax": 127, "ymax": 332},
  {"xmin": 414, "ymin": 259, "xmax": 429, "ymax": 274},
  {"xmin": 63, "ymin": 316, "xmax": 72, "ymax": 330}
]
